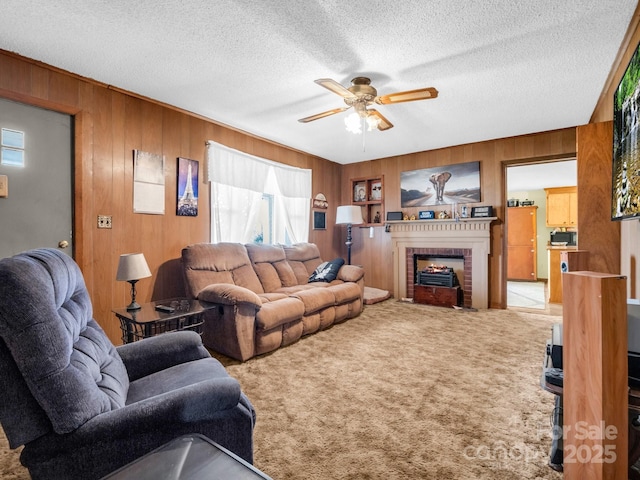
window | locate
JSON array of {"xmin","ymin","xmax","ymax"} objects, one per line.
[
  {"xmin": 253, "ymin": 194, "xmax": 273, "ymax": 244},
  {"xmin": 1, "ymin": 128, "xmax": 25, "ymax": 167},
  {"xmin": 206, "ymin": 141, "xmax": 311, "ymax": 244}
]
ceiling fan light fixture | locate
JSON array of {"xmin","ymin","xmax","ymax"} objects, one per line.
[
  {"xmin": 301, "ymin": 76, "xmax": 436, "ymax": 133},
  {"xmin": 366, "ymin": 115, "xmax": 380, "ymax": 131},
  {"xmin": 344, "ymin": 112, "xmax": 362, "ymax": 134}
]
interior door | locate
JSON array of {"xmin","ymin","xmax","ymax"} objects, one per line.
[
  {"xmin": 0, "ymin": 98, "xmax": 73, "ymax": 259},
  {"xmin": 507, "ymin": 206, "xmax": 537, "ymax": 280}
]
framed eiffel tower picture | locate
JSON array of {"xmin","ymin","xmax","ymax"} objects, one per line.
[{"xmin": 177, "ymin": 157, "xmax": 199, "ymax": 216}]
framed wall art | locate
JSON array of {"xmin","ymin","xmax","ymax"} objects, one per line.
[
  {"xmin": 177, "ymin": 157, "xmax": 199, "ymax": 216},
  {"xmin": 400, "ymin": 161, "xmax": 481, "ymax": 207},
  {"xmin": 353, "ymin": 182, "xmax": 366, "ymax": 202},
  {"xmin": 133, "ymin": 150, "xmax": 165, "ymax": 214},
  {"xmin": 313, "ymin": 210, "xmax": 326, "ymax": 230},
  {"xmin": 370, "ymin": 180, "xmax": 382, "ymax": 200}
]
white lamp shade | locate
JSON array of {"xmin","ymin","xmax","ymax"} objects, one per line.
[
  {"xmin": 116, "ymin": 253, "xmax": 152, "ymax": 281},
  {"xmin": 336, "ymin": 205, "xmax": 364, "ymax": 225}
]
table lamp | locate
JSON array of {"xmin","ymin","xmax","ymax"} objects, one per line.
[
  {"xmin": 336, "ymin": 205, "xmax": 364, "ymax": 265},
  {"xmin": 116, "ymin": 253, "xmax": 152, "ymax": 311}
]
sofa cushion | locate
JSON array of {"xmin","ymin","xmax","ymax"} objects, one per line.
[
  {"xmin": 336, "ymin": 264, "xmax": 365, "ymax": 283},
  {"xmin": 292, "ymin": 287, "xmax": 336, "ymax": 315},
  {"xmin": 283, "ymin": 243, "xmax": 324, "ymax": 284},
  {"xmin": 182, "ymin": 243, "xmax": 264, "ymax": 295},
  {"xmin": 309, "ymin": 258, "xmax": 345, "ymax": 283},
  {"xmin": 255, "ymin": 297, "xmax": 305, "ymax": 331},
  {"xmin": 328, "ymin": 282, "xmax": 362, "ymax": 304},
  {"xmin": 257, "ymin": 292, "xmax": 290, "ymax": 302},
  {"xmin": 276, "ymin": 283, "xmax": 330, "ymax": 295},
  {"xmin": 246, "ymin": 243, "xmax": 297, "ymax": 292},
  {"xmin": 126, "ymin": 357, "xmax": 237, "ymax": 405}
]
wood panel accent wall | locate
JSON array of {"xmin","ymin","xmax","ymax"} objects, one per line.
[
  {"xmin": 0, "ymin": 50, "xmax": 343, "ymax": 345},
  {"xmin": 2, "ymin": 43, "xmax": 620, "ymax": 332},
  {"xmin": 340, "ymin": 129, "xmax": 577, "ymax": 307},
  {"xmin": 590, "ymin": 3, "xmax": 640, "ymax": 298},
  {"xmin": 576, "ymin": 122, "xmax": 620, "ymax": 274}
]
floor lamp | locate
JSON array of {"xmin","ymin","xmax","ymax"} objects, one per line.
[{"xmin": 336, "ymin": 205, "xmax": 364, "ymax": 265}]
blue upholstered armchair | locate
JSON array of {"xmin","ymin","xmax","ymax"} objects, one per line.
[{"xmin": 0, "ymin": 248, "xmax": 256, "ymax": 479}]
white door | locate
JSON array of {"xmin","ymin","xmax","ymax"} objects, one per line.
[{"xmin": 0, "ymin": 98, "xmax": 73, "ymax": 259}]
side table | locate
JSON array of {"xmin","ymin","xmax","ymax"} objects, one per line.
[
  {"xmin": 101, "ymin": 434, "xmax": 272, "ymax": 479},
  {"xmin": 112, "ymin": 297, "xmax": 216, "ymax": 344}
]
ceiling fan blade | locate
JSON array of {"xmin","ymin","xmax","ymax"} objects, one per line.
[
  {"xmin": 368, "ymin": 109, "xmax": 394, "ymax": 131},
  {"xmin": 298, "ymin": 107, "xmax": 351, "ymax": 123},
  {"xmin": 376, "ymin": 87, "xmax": 438, "ymax": 105},
  {"xmin": 314, "ymin": 78, "xmax": 356, "ymax": 99}
]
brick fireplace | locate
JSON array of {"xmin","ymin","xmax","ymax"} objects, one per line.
[{"xmin": 388, "ymin": 218, "xmax": 494, "ymax": 309}]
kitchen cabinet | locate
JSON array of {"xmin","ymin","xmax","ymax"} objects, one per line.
[
  {"xmin": 351, "ymin": 176, "xmax": 384, "ymax": 226},
  {"xmin": 545, "ymin": 186, "xmax": 577, "ymax": 227},
  {"xmin": 507, "ymin": 206, "xmax": 537, "ymax": 280}
]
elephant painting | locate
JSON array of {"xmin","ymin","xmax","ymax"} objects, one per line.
[{"xmin": 429, "ymin": 171, "xmax": 452, "ymax": 202}]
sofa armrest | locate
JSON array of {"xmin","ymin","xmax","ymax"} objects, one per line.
[
  {"xmin": 117, "ymin": 331, "xmax": 210, "ymax": 381},
  {"xmin": 197, "ymin": 283, "xmax": 262, "ymax": 308},
  {"xmin": 337, "ymin": 264, "xmax": 365, "ymax": 283},
  {"xmin": 28, "ymin": 376, "xmax": 243, "ymax": 449}
]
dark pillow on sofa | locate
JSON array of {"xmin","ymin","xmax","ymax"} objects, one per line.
[{"xmin": 309, "ymin": 258, "xmax": 345, "ymax": 283}]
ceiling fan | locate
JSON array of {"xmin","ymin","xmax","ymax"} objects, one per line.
[{"xmin": 298, "ymin": 77, "xmax": 438, "ymax": 132}]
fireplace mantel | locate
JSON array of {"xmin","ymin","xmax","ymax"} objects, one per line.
[{"xmin": 387, "ymin": 217, "xmax": 496, "ymax": 309}]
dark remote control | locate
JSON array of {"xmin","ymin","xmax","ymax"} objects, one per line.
[{"xmin": 155, "ymin": 305, "xmax": 175, "ymax": 313}]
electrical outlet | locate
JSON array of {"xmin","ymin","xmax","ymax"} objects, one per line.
[{"xmin": 97, "ymin": 215, "xmax": 112, "ymax": 229}]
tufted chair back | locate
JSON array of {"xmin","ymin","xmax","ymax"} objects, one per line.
[{"xmin": 0, "ymin": 249, "xmax": 129, "ymax": 448}]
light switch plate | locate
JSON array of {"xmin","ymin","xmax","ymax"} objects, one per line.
[{"xmin": 0, "ymin": 175, "xmax": 7, "ymax": 198}]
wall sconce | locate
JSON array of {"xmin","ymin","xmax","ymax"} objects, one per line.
[
  {"xmin": 116, "ymin": 253, "xmax": 152, "ymax": 311},
  {"xmin": 336, "ymin": 205, "xmax": 364, "ymax": 265}
]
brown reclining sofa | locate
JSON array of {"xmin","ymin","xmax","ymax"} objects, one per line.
[{"xmin": 182, "ymin": 242, "xmax": 365, "ymax": 361}]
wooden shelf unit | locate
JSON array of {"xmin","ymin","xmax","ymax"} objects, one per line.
[{"xmin": 351, "ymin": 176, "xmax": 384, "ymax": 226}]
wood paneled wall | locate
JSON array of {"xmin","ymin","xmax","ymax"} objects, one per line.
[
  {"xmin": 3, "ymin": 33, "xmax": 631, "ymax": 341},
  {"xmin": 340, "ymin": 129, "xmax": 577, "ymax": 308},
  {"xmin": 576, "ymin": 122, "xmax": 620, "ymax": 274},
  {"xmin": 590, "ymin": 2, "xmax": 640, "ymax": 297},
  {"xmin": 0, "ymin": 50, "xmax": 343, "ymax": 344}
]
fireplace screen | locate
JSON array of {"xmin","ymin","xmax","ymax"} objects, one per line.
[{"xmin": 416, "ymin": 265, "xmax": 460, "ymax": 288}]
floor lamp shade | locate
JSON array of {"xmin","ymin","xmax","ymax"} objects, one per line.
[
  {"xmin": 336, "ymin": 205, "xmax": 364, "ymax": 226},
  {"xmin": 336, "ymin": 205, "xmax": 364, "ymax": 265},
  {"xmin": 116, "ymin": 253, "xmax": 152, "ymax": 310}
]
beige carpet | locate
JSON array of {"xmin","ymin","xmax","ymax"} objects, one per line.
[{"xmin": 0, "ymin": 300, "xmax": 563, "ymax": 479}]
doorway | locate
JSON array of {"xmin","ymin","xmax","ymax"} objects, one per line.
[
  {"xmin": 506, "ymin": 159, "xmax": 577, "ymax": 310},
  {"xmin": 0, "ymin": 98, "xmax": 73, "ymax": 259}
]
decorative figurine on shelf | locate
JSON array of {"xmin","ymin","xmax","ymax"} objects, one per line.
[
  {"xmin": 403, "ymin": 213, "xmax": 409, "ymax": 220},
  {"xmin": 438, "ymin": 210, "xmax": 449, "ymax": 219},
  {"xmin": 410, "ymin": 214, "xmax": 416, "ymax": 220},
  {"xmin": 373, "ymin": 211, "xmax": 380, "ymax": 223}
]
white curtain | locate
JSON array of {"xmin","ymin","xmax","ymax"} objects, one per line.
[{"xmin": 207, "ymin": 141, "xmax": 311, "ymax": 244}]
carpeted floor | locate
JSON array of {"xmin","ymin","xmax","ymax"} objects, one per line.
[{"xmin": 0, "ymin": 300, "xmax": 564, "ymax": 479}]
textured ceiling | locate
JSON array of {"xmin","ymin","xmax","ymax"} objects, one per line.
[{"xmin": 0, "ymin": 1, "xmax": 637, "ymax": 164}]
